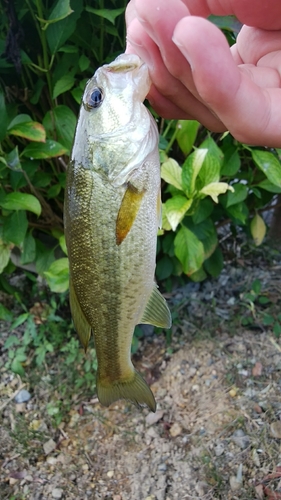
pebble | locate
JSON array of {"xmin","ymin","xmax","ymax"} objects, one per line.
[
  {"xmin": 158, "ymin": 463, "xmax": 167, "ymax": 472},
  {"xmin": 43, "ymin": 438, "xmax": 57, "ymax": 455},
  {"xmin": 107, "ymin": 470, "xmax": 114, "ymax": 478},
  {"xmin": 214, "ymin": 442, "xmax": 225, "ymax": 457},
  {"xmin": 270, "ymin": 421, "xmax": 281, "ymax": 439},
  {"xmin": 146, "ymin": 410, "xmax": 164, "ymax": 426},
  {"xmin": 229, "ymin": 388, "xmax": 237, "ymax": 398},
  {"xmin": 52, "ymin": 488, "xmax": 63, "ymax": 499},
  {"xmin": 14, "ymin": 389, "xmax": 31, "ymax": 403},
  {"xmin": 195, "ymin": 481, "xmax": 209, "ymax": 495},
  {"xmin": 169, "ymin": 422, "xmax": 182, "ymax": 437},
  {"xmin": 231, "ymin": 429, "xmax": 250, "ymax": 449},
  {"xmin": 229, "ymin": 475, "xmax": 242, "ymax": 491}
]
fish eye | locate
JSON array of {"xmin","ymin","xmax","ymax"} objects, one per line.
[{"xmin": 86, "ymin": 87, "xmax": 104, "ymax": 109}]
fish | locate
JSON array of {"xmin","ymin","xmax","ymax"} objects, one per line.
[{"xmin": 64, "ymin": 53, "xmax": 171, "ymax": 412}]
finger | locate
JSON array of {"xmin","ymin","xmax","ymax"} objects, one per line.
[
  {"xmin": 173, "ymin": 17, "xmax": 281, "ymax": 146},
  {"xmin": 181, "ymin": 0, "xmax": 281, "ymax": 30},
  {"xmin": 127, "ymin": 20, "xmax": 224, "ymax": 132},
  {"xmin": 236, "ymin": 25, "xmax": 281, "ymax": 64}
]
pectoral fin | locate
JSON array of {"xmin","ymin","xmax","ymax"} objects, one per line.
[
  {"xmin": 140, "ymin": 283, "xmax": 172, "ymax": 329},
  {"xmin": 69, "ymin": 277, "xmax": 91, "ymax": 351},
  {"xmin": 116, "ymin": 183, "xmax": 145, "ymax": 245}
]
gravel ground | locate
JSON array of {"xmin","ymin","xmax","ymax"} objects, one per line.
[{"xmin": 1, "ymin": 246, "xmax": 281, "ymax": 500}]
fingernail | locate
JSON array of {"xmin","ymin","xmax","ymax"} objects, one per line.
[{"xmin": 172, "ymin": 35, "xmax": 193, "ymax": 70}]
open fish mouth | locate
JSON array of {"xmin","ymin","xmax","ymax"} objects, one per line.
[{"xmin": 105, "ymin": 54, "xmax": 145, "ymax": 74}]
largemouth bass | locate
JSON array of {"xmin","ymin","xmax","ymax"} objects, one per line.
[{"xmin": 64, "ymin": 53, "xmax": 171, "ymax": 412}]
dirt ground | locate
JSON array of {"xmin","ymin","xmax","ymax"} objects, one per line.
[{"xmin": 1, "ymin": 249, "xmax": 281, "ymax": 500}]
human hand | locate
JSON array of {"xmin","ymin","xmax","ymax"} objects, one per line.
[{"xmin": 126, "ymin": 0, "xmax": 281, "ymax": 147}]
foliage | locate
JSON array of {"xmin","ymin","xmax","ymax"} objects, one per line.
[
  {"xmin": 0, "ymin": 0, "xmax": 126, "ymax": 297},
  {"xmin": 240, "ymin": 278, "xmax": 281, "ymax": 337},
  {"xmin": 0, "ymin": 3, "xmax": 280, "ymax": 362}
]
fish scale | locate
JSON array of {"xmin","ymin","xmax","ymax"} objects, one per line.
[{"xmin": 64, "ymin": 54, "xmax": 171, "ymax": 412}]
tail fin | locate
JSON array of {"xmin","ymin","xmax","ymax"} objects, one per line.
[{"xmin": 96, "ymin": 370, "xmax": 156, "ymax": 412}]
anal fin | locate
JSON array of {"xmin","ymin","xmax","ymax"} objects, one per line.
[
  {"xmin": 69, "ymin": 277, "xmax": 91, "ymax": 351},
  {"xmin": 140, "ymin": 283, "xmax": 172, "ymax": 329}
]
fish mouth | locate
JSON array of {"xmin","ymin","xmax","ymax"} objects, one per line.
[{"xmin": 105, "ymin": 54, "xmax": 145, "ymax": 74}]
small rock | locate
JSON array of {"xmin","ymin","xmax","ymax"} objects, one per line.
[
  {"xmin": 113, "ymin": 496, "xmax": 121, "ymax": 500},
  {"xmin": 195, "ymin": 481, "xmax": 209, "ymax": 496},
  {"xmin": 214, "ymin": 442, "xmax": 225, "ymax": 457},
  {"xmin": 15, "ymin": 403, "xmax": 27, "ymax": 413},
  {"xmin": 230, "ymin": 475, "xmax": 242, "ymax": 491},
  {"xmin": 43, "ymin": 438, "xmax": 56, "ymax": 455},
  {"xmin": 145, "ymin": 410, "xmax": 164, "ymax": 426},
  {"xmin": 14, "ymin": 389, "xmax": 31, "ymax": 403},
  {"xmin": 252, "ymin": 362, "xmax": 263, "ymax": 377},
  {"xmin": 270, "ymin": 421, "xmax": 281, "ymax": 439},
  {"xmin": 252, "ymin": 449, "xmax": 261, "ymax": 467},
  {"xmin": 231, "ymin": 429, "xmax": 250, "ymax": 449},
  {"xmin": 107, "ymin": 470, "xmax": 114, "ymax": 478},
  {"xmin": 52, "ymin": 488, "xmax": 63, "ymax": 499},
  {"xmin": 9, "ymin": 477, "xmax": 18, "ymax": 485},
  {"xmin": 169, "ymin": 422, "xmax": 182, "ymax": 437},
  {"xmin": 158, "ymin": 463, "xmax": 167, "ymax": 472},
  {"xmin": 254, "ymin": 484, "xmax": 264, "ymax": 500},
  {"xmin": 229, "ymin": 388, "xmax": 237, "ymax": 398}
]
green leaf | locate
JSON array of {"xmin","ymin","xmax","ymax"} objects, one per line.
[
  {"xmin": 227, "ymin": 202, "xmax": 248, "ymax": 224},
  {"xmin": 3, "ymin": 211, "xmax": 28, "ymax": 246},
  {"xmin": 0, "ymin": 239, "xmax": 11, "ymax": 273},
  {"xmin": 5, "ymin": 147, "xmax": 22, "ymax": 172},
  {"xmin": 47, "ymin": 0, "xmax": 83, "ymax": 54},
  {"xmin": 8, "ymin": 114, "xmax": 32, "ymax": 128},
  {"xmin": 161, "ymin": 158, "xmax": 183, "ymax": 191},
  {"xmin": 226, "ymin": 183, "xmax": 248, "ymax": 207},
  {"xmin": 221, "ymin": 146, "xmax": 241, "ymax": 176},
  {"xmin": 59, "ymin": 234, "xmax": 67, "ymax": 255},
  {"xmin": 22, "ymin": 140, "xmax": 67, "ymax": 159},
  {"xmin": 11, "ymin": 358, "xmax": 25, "ymax": 376},
  {"xmin": 71, "ymin": 87, "xmax": 83, "ymax": 104},
  {"xmin": 11, "ymin": 312, "xmax": 29, "ymax": 329},
  {"xmin": 85, "ymin": 6, "xmax": 125, "ymax": 24},
  {"xmin": 156, "ymin": 255, "xmax": 174, "ymax": 281},
  {"xmin": 174, "ymin": 226, "xmax": 204, "ymax": 276},
  {"xmin": 204, "ymin": 245, "xmax": 223, "ymax": 277},
  {"xmin": 35, "ymin": 242, "xmax": 55, "ymax": 275},
  {"xmin": 8, "ymin": 122, "xmax": 46, "ymax": 142},
  {"xmin": 191, "ymin": 219, "xmax": 218, "ymax": 259},
  {"xmin": 0, "ymin": 192, "xmax": 41, "ymax": 216},
  {"xmin": 200, "ymin": 182, "xmax": 234, "ymax": 203},
  {"xmin": 53, "ymin": 73, "xmax": 75, "ymax": 99},
  {"xmin": 0, "ymin": 303, "xmax": 12, "ymax": 321},
  {"xmin": 161, "ymin": 204, "xmax": 172, "ymax": 231},
  {"xmin": 43, "ymin": 105, "xmax": 76, "ymax": 152},
  {"xmin": 79, "ymin": 54, "xmax": 90, "ymax": 72},
  {"xmin": 21, "ymin": 232, "xmax": 36, "ymax": 264},
  {"xmin": 182, "ymin": 148, "xmax": 207, "ymax": 197},
  {"xmin": 258, "ymin": 179, "xmax": 281, "ymax": 193},
  {"xmin": 176, "ymin": 120, "xmax": 199, "ymax": 156},
  {"xmin": 252, "ymin": 150, "xmax": 281, "ymax": 187},
  {"xmin": 44, "ymin": 257, "xmax": 69, "ymax": 293},
  {"xmin": 47, "ymin": 0, "xmax": 73, "ymax": 23},
  {"xmin": 199, "ymin": 136, "xmax": 224, "ymax": 184},
  {"xmin": 209, "ymin": 15, "xmax": 242, "ymax": 33},
  {"xmin": 164, "ymin": 196, "xmax": 192, "ymax": 231},
  {"xmin": 0, "ymin": 90, "xmax": 9, "ymax": 141},
  {"xmin": 47, "ymin": 184, "xmax": 61, "ymax": 198},
  {"xmin": 192, "ymin": 198, "xmax": 214, "ymax": 224},
  {"xmin": 189, "ymin": 266, "xmax": 207, "ymax": 282}
]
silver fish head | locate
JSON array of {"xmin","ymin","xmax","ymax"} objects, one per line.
[
  {"xmin": 83, "ymin": 53, "xmax": 151, "ymax": 134},
  {"xmin": 71, "ymin": 54, "xmax": 158, "ymax": 179}
]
